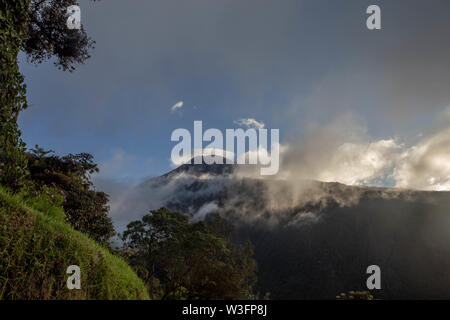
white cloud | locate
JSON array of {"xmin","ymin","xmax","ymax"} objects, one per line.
[
  {"xmin": 275, "ymin": 115, "xmax": 450, "ymax": 191},
  {"xmin": 171, "ymin": 101, "xmax": 184, "ymax": 113},
  {"xmin": 192, "ymin": 202, "xmax": 220, "ymax": 222},
  {"xmin": 394, "ymin": 128, "xmax": 450, "ymax": 191},
  {"xmin": 286, "ymin": 212, "xmax": 321, "ymax": 227},
  {"xmin": 169, "ymin": 148, "xmax": 235, "ymax": 167},
  {"xmin": 315, "ymin": 139, "xmax": 402, "ymax": 186},
  {"xmin": 233, "ymin": 118, "xmax": 265, "ymax": 129}
]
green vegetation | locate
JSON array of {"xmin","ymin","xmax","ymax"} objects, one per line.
[
  {"xmin": 0, "ymin": 0, "xmax": 30, "ymax": 190},
  {"xmin": 122, "ymin": 209, "xmax": 258, "ymax": 300},
  {"xmin": 25, "ymin": 0, "xmax": 97, "ymax": 71},
  {"xmin": 0, "ymin": 186, "xmax": 149, "ymax": 300},
  {"xmin": 25, "ymin": 146, "xmax": 115, "ymax": 244}
]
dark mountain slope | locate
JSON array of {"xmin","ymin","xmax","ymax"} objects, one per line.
[{"xmin": 135, "ymin": 162, "xmax": 450, "ymax": 299}]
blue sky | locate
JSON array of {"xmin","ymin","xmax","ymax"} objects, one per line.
[{"xmin": 18, "ymin": 0, "xmax": 450, "ymax": 189}]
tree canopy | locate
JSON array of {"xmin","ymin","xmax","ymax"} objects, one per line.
[
  {"xmin": 122, "ymin": 209, "xmax": 258, "ymax": 300},
  {"xmin": 26, "ymin": 146, "xmax": 114, "ymax": 244},
  {"xmin": 25, "ymin": 0, "xmax": 98, "ymax": 71}
]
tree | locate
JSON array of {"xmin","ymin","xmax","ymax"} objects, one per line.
[
  {"xmin": 26, "ymin": 146, "xmax": 114, "ymax": 244},
  {"xmin": 0, "ymin": 0, "xmax": 30, "ymax": 190},
  {"xmin": 1, "ymin": 0, "xmax": 97, "ymax": 190},
  {"xmin": 25, "ymin": 0, "xmax": 98, "ymax": 72},
  {"xmin": 122, "ymin": 209, "xmax": 258, "ymax": 300}
]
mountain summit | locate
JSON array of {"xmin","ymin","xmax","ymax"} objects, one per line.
[{"xmin": 163, "ymin": 157, "xmax": 239, "ymax": 178}]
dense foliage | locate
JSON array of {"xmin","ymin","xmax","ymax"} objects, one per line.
[
  {"xmin": 25, "ymin": 146, "xmax": 115, "ymax": 244},
  {"xmin": 122, "ymin": 209, "xmax": 258, "ymax": 300},
  {"xmin": 25, "ymin": 0, "xmax": 98, "ymax": 71},
  {"xmin": 0, "ymin": 0, "xmax": 30, "ymax": 190}
]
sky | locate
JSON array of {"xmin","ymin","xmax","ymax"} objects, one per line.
[{"xmin": 18, "ymin": 0, "xmax": 450, "ymax": 192}]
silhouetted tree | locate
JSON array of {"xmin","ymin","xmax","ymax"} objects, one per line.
[
  {"xmin": 25, "ymin": 0, "xmax": 98, "ymax": 71},
  {"xmin": 122, "ymin": 209, "xmax": 258, "ymax": 300}
]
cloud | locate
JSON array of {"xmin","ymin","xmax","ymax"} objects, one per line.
[
  {"xmin": 394, "ymin": 128, "xmax": 450, "ymax": 191},
  {"xmin": 314, "ymin": 139, "xmax": 402, "ymax": 186},
  {"xmin": 97, "ymin": 112, "xmax": 450, "ymax": 231},
  {"xmin": 171, "ymin": 101, "xmax": 184, "ymax": 113},
  {"xmin": 233, "ymin": 118, "xmax": 265, "ymax": 129},
  {"xmin": 262, "ymin": 115, "xmax": 450, "ymax": 191},
  {"xmin": 97, "ymin": 148, "xmax": 137, "ymax": 180},
  {"xmin": 103, "ymin": 123, "xmax": 450, "ymax": 231},
  {"xmin": 286, "ymin": 211, "xmax": 321, "ymax": 227},
  {"xmin": 192, "ymin": 202, "xmax": 220, "ymax": 222},
  {"xmin": 106, "ymin": 170, "xmax": 233, "ymax": 230},
  {"xmin": 170, "ymin": 148, "xmax": 235, "ymax": 167}
]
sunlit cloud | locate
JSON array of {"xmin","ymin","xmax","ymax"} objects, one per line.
[
  {"xmin": 233, "ymin": 118, "xmax": 265, "ymax": 129},
  {"xmin": 171, "ymin": 101, "xmax": 184, "ymax": 113}
]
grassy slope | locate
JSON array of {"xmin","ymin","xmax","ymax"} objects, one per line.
[{"xmin": 0, "ymin": 187, "xmax": 149, "ymax": 300}]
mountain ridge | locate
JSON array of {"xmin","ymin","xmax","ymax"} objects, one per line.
[{"xmin": 132, "ymin": 160, "xmax": 450, "ymax": 299}]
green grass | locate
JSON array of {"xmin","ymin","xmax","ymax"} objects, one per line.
[{"xmin": 0, "ymin": 187, "xmax": 149, "ymax": 300}]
